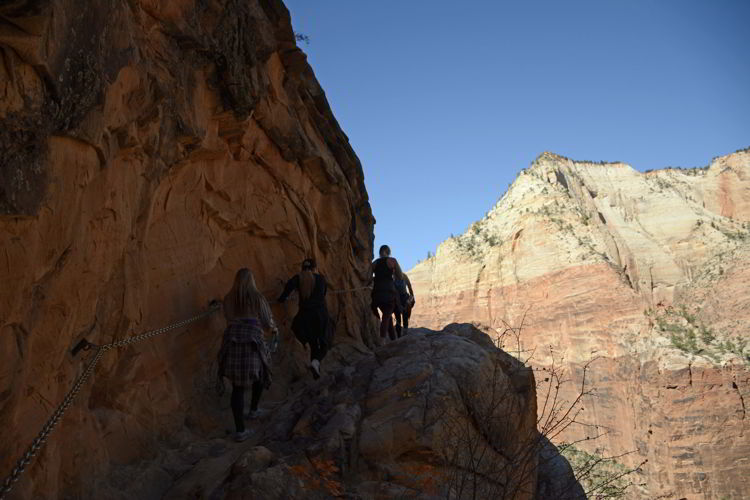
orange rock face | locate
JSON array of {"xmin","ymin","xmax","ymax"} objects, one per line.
[
  {"xmin": 409, "ymin": 151, "xmax": 750, "ymax": 499},
  {"xmin": 0, "ymin": 0, "xmax": 375, "ymax": 498}
]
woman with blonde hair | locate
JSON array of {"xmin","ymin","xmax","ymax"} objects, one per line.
[
  {"xmin": 278, "ymin": 258, "xmax": 329, "ymax": 379},
  {"xmin": 217, "ymin": 268, "xmax": 277, "ymax": 442}
]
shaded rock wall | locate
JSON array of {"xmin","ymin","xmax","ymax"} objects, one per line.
[
  {"xmin": 408, "ymin": 151, "xmax": 750, "ymax": 499},
  {"xmin": 0, "ymin": 0, "xmax": 375, "ymax": 498}
]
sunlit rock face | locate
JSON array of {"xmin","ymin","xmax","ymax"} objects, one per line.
[
  {"xmin": 0, "ymin": 0, "xmax": 375, "ymax": 497},
  {"xmin": 409, "ymin": 150, "xmax": 750, "ymax": 499}
]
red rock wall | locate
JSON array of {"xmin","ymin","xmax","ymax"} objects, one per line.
[
  {"xmin": 412, "ymin": 259, "xmax": 750, "ymax": 499},
  {"xmin": 0, "ymin": 1, "xmax": 375, "ymax": 498}
]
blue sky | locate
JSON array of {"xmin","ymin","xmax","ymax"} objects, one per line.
[{"xmin": 284, "ymin": 0, "xmax": 750, "ymax": 271}]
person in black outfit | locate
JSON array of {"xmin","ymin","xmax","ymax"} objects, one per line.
[
  {"xmin": 394, "ymin": 272, "xmax": 415, "ymax": 337},
  {"xmin": 371, "ymin": 245, "xmax": 403, "ymax": 341},
  {"xmin": 278, "ymin": 258, "xmax": 329, "ymax": 379}
]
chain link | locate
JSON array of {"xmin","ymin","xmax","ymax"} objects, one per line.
[
  {"xmin": 101, "ymin": 308, "xmax": 219, "ymax": 350},
  {"xmin": 0, "ymin": 306, "xmax": 219, "ymax": 500}
]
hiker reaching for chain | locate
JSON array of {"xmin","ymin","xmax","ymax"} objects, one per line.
[
  {"xmin": 217, "ymin": 268, "xmax": 277, "ymax": 442},
  {"xmin": 278, "ymin": 258, "xmax": 330, "ymax": 380}
]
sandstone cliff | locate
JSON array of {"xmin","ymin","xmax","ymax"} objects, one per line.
[
  {"xmin": 408, "ymin": 150, "xmax": 750, "ymax": 499},
  {"xmin": 0, "ymin": 0, "xmax": 376, "ymax": 498}
]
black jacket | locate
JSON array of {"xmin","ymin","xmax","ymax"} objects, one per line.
[{"xmin": 278, "ymin": 273, "xmax": 327, "ymax": 310}]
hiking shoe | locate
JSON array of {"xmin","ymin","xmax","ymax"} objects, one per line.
[
  {"xmin": 233, "ymin": 429, "xmax": 252, "ymax": 442},
  {"xmin": 309, "ymin": 359, "xmax": 321, "ymax": 380},
  {"xmin": 245, "ymin": 408, "xmax": 268, "ymax": 420}
]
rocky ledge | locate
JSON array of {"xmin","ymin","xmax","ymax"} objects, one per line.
[{"xmin": 90, "ymin": 325, "xmax": 584, "ymax": 500}]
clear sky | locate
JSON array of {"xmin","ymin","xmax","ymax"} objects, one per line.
[{"xmin": 284, "ymin": 0, "xmax": 750, "ymax": 271}]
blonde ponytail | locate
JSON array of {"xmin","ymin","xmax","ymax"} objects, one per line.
[{"xmin": 231, "ymin": 268, "xmax": 269, "ymax": 319}]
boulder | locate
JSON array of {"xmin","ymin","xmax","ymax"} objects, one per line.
[{"xmin": 212, "ymin": 325, "xmax": 576, "ymax": 499}]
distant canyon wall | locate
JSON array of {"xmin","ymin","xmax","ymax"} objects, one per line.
[{"xmin": 408, "ymin": 150, "xmax": 750, "ymax": 499}]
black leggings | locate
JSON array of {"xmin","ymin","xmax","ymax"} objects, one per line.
[
  {"xmin": 372, "ymin": 301, "xmax": 396, "ymax": 340},
  {"xmin": 309, "ymin": 334, "xmax": 327, "ymax": 362},
  {"xmin": 396, "ymin": 294, "xmax": 412, "ymax": 333},
  {"xmin": 395, "ymin": 306, "xmax": 411, "ymax": 336},
  {"xmin": 230, "ymin": 382, "xmax": 263, "ymax": 432},
  {"xmin": 293, "ymin": 308, "xmax": 329, "ymax": 362}
]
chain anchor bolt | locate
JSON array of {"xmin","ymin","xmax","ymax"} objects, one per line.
[{"xmin": 71, "ymin": 339, "xmax": 94, "ymax": 357}]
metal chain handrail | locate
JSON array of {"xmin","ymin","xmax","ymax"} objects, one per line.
[
  {"xmin": 0, "ymin": 305, "xmax": 220, "ymax": 500},
  {"xmin": 1, "ymin": 285, "xmax": 371, "ymax": 498}
]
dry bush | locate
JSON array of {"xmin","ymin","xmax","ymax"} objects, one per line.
[
  {"xmin": 497, "ymin": 314, "xmax": 647, "ymax": 499},
  {"xmin": 288, "ymin": 457, "xmax": 344, "ymax": 498}
]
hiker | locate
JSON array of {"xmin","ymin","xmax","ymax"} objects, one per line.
[
  {"xmin": 394, "ymin": 272, "xmax": 415, "ymax": 336},
  {"xmin": 371, "ymin": 245, "xmax": 403, "ymax": 341},
  {"xmin": 217, "ymin": 268, "xmax": 277, "ymax": 442},
  {"xmin": 278, "ymin": 258, "xmax": 329, "ymax": 380}
]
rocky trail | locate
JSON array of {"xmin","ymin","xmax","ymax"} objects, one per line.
[{"xmin": 61, "ymin": 326, "xmax": 584, "ymax": 500}]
